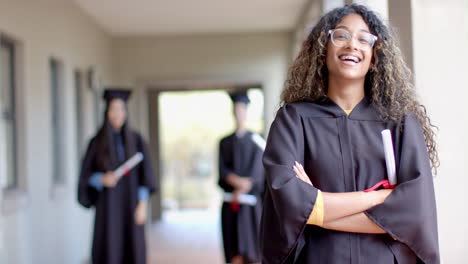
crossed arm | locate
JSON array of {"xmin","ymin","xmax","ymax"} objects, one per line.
[{"xmin": 293, "ymin": 162, "xmax": 392, "ymax": 234}]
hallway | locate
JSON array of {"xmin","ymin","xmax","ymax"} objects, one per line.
[{"xmin": 147, "ymin": 209, "xmax": 224, "ymax": 264}]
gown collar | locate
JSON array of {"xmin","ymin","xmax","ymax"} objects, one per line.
[{"xmin": 312, "ymin": 96, "xmax": 382, "ymax": 121}]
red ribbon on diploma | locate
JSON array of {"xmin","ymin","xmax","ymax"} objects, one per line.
[
  {"xmin": 230, "ymin": 201, "xmax": 240, "ymax": 212},
  {"xmin": 364, "ymin": 179, "xmax": 396, "ymax": 192}
]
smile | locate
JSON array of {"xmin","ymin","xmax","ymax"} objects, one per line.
[{"xmin": 339, "ymin": 55, "xmax": 362, "ymax": 64}]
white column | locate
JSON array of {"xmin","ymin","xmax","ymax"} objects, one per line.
[
  {"xmin": 388, "ymin": 0, "xmax": 413, "ymax": 71},
  {"xmin": 411, "ymin": 0, "xmax": 468, "ymax": 262},
  {"xmin": 323, "ymin": 0, "xmax": 346, "ymax": 13},
  {"xmin": 350, "ymin": 0, "xmax": 388, "ymax": 20},
  {"xmin": 0, "ymin": 48, "xmax": 5, "ymax": 263}
]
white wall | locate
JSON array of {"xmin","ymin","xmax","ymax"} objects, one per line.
[
  {"xmin": 111, "ymin": 32, "xmax": 291, "ymax": 137},
  {"xmin": 412, "ymin": 0, "xmax": 468, "ymax": 262},
  {"xmin": 0, "ymin": 0, "xmax": 113, "ymax": 263}
]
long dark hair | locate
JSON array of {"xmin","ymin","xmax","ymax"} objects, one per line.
[
  {"xmin": 281, "ymin": 4, "xmax": 439, "ymax": 171},
  {"xmin": 95, "ymin": 100, "xmax": 136, "ymax": 170}
]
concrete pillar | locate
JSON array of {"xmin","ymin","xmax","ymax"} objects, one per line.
[
  {"xmin": 411, "ymin": 0, "xmax": 468, "ymax": 261},
  {"xmin": 324, "ymin": 0, "xmax": 346, "ymax": 13},
  {"xmin": 388, "ymin": 0, "xmax": 414, "ymax": 71},
  {"xmin": 0, "ymin": 37, "xmax": 7, "ymax": 264},
  {"xmin": 147, "ymin": 90, "xmax": 163, "ymax": 222},
  {"xmin": 349, "ymin": 0, "xmax": 388, "ymax": 20}
]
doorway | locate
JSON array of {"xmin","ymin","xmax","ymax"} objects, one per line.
[{"xmin": 146, "ymin": 87, "xmax": 264, "ymax": 263}]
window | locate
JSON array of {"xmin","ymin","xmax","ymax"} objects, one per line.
[
  {"xmin": 87, "ymin": 68, "xmax": 101, "ymax": 130},
  {"xmin": 0, "ymin": 36, "xmax": 18, "ymax": 190},
  {"xmin": 94, "ymin": 89, "xmax": 100, "ymax": 129},
  {"xmin": 50, "ymin": 58, "xmax": 65, "ymax": 185}
]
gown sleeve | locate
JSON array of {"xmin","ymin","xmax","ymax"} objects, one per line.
[
  {"xmin": 365, "ymin": 114, "xmax": 440, "ymax": 263},
  {"xmin": 88, "ymin": 172, "xmax": 104, "ymax": 191},
  {"xmin": 136, "ymin": 133, "xmax": 157, "ymax": 193},
  {"xmin": 247, "ymin": 138, "xmax": 265, "ymax": 195},
  {"xmin": 77, "ymin": 137, "xmax": 100, "ymax": 208},
  {"xmin": 137, "ymin": 186, "xmax": 150, "ymax": 201},
  {"xmin": 218, "ymin": 138, "xmax": 235, "ymax": 192},
  {"xmin": 261, "ymin": 104, "xmax": 319, "ymax": 263}
]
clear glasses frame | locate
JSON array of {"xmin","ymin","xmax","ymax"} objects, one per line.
[{"xmin": 328, "ymin": 28, "xmax": 378, "ymax": 51}]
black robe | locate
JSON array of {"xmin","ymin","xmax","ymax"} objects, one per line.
[
  {"xmin": 78, "ymin": 129, "xmax": 156, "ymax": 264},
  {"xmin": 261, "ymin": 97, "xmax": 439, "ymax": 264},
  {"xmin": 218, "ymin": 131, "xmax": 265, "ymax": 263}
]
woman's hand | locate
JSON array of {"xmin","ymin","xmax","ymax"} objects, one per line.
[
  {"xmin": 226, "ymin": 173, "xmax": 253, "ymax": 193},
  {"xmin": 101, "ymin": 171, "xmax": 118, "ymax": 188},
  {"xmin": 293, "ymin": 161, "xmax": 313, "ymax": 186},
  {"xmin": 293, "ymin": 161, "xmax": 393, "ymax": 205},
  {"xmin": 134, "ymin": 201, "xmax": 147, "ymax": 225},
  {"xmin": 237, "ymin": 178, "xmax": 253, "ymax": 193}
]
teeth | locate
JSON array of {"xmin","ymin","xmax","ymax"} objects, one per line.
[{"xmin": 339, "ymin": 55, "xmax": 360, "ymax": 63}]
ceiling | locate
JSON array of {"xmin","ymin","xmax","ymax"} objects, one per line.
[{"xmin": 73, "ymin": 0, "xmax": 310, "ymax": 36}]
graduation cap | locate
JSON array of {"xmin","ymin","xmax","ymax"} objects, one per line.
[
  {"xmin": 229, "ymin": 90, "xmax": 250, "ymax": 104},
  {"xmin": 103, "ymin": 89, "xmax": 131, "ymax": 103}
]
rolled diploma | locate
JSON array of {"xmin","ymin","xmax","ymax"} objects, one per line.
[
  {"xmin": 223, "ymin": 193, "xmax": 257, "ymax": 206},
  {"xmin": 114, "ymin": 152, "xmax": 144, "ymax": 179},
  {"xmin": 251, "ymin": 133, "xmax": 266, "ymax": 151},
  {"xmin": 381, "ymin": 129, "xmax": 397, "ymax": 185}
]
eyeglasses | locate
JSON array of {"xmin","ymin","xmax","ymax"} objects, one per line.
[{"xmin": 328, "ymin": 28, "xmax": 378, "ymax": 51}]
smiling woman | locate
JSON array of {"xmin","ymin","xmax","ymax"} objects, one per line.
[
  {"xmin": 326, "ymin": 14, "xmax": 375, "ymax": 92},
  {"xmin": 261, "ymin": 4, "xmax": 439, "ymax": 264}
]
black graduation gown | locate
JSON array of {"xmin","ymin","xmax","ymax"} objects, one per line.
[
  {"xmin": 261, "ymin": 98, "xmax": 439, "ymax": 264},
  {"xmin": 218, "ymin": 131, "xmax": 265, "ymax": 263},
  {"xmin": 78, "ymin": 131, "xmax": 156, "ymax": 264}
]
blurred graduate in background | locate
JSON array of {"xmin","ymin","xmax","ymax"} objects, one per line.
[
  {"xmin": 218, "ymin": 90, "xmax": 265, "ymax": 264},
  {"xmin": 78, "ymin": 89, "xmax": 157, "ymax": 264}
]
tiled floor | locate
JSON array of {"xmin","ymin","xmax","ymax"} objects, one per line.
[{"xmin": 147, "ymin": 209, "xmax": 225, "ymax": 264}]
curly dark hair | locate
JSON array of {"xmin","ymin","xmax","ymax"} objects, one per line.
[{"xmin": 281, "ymin": 4, "xmax": 439, "ymax": 172}]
